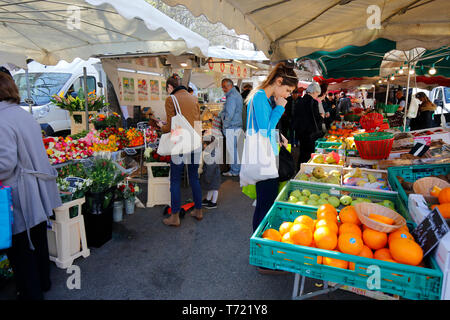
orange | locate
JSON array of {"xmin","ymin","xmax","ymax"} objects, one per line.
[
  {"xmin": 389, "ymin": 238, "xmax": 423, "ymax": 266},
  {"xmin": 362, "ymin": 228, "xmax": 388, "ymax": 250},
  {"xmin": 339, "ymin": 206, "xmax": 361, "ymax": 225},
  {"xmin": 368, "ymin": 213, "xmax": 395, "ymax": 225},
  {"xmin": 398, "ymin": 224, "xmax": 410, "ymax": 232},
  {"xmin": 317, "ymin": 204, "xmax": 338, "ymax": 221},
  {"xmin": 289, "ymin": 223, "xmax": 313, "ymax": 246},
  {"xmin": 338, "ymin": 233, "xmax": 364, "ymax": 255},
  {"xmin": 317, "ymin": 211, "xmax": 338, "ymax": 223},
  {"xmin": 278, "ymin": 222, "xmax": 293, "ymax": 236},
  {"xmin": 317, "ymin": 256, "xmax": 323, "ymax": 264},
  {"xmin": 381, "ymin": 259, "xmax": 398, "ymax": 264},
  {"xmin": 323, "ymin": 251, "xmax": 348, "ymax": 269},
  {"xmin": 294, "ymin": 215, "xmax": 315, "ymax": 230},
  {"xmin": 374, "ymin": 248, "xmax": 393, "ymax": 260},
  {"xmin": 315, "ymin": 219, "xmax": 339, "ymax": 234},
  {"xmin": 339, "ymin": 222, "xmax": 362, "ymax": 237},
  {"xmin": 349, "ymin": 245, "xmax": 373, "ymax": 270},
  {"xmin": 281, "ymin": 232, "xmax": 294, "ymax": 244},
  {"xmin": 262, "ymin": 228, "xmax": 281, "ymax": 242},
  {"xmin": 313, "ymin": 226, "xmax": 338, "ymax": 250},
  {"xmin": 388, "ymin": 229, "xmax": 414, "ymax": 245}
]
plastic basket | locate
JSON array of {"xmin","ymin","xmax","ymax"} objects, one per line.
[
  {"xmin": 387, "ymin": 164, "xmax": 450, "ymax": 209},
  {"xmin": 353, "ymin": 132, "xmax": 394, "ymax": 160},
  {"xmin": 383, "ymin": 104, "xmax": 399, "ymax": 114},
  {"xmin": 276, "ymin": 180, "xmax": 411, "ymax": 221},
  {"xmin": 249, "ymin": 202, "xmax": 443, "ymax": 300},
  {"xmin": 344, "ymin": 114, "xmax": 361, "ymax": 122},
  {"xmin": 359, "ymin": 113, "xmax": 384, "ymax": 131}
]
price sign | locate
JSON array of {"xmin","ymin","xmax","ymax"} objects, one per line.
[{"xmin": 411, "ymin": 208, "xmax": 450, "ymax": 258}]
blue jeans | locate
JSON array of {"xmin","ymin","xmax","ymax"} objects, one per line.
[
  {"xmin": 223, "ymin": 128, "xmax": 242, "ymax": 175},
  {"xmin": 170, "ymin": 152, "xmax": 202, "ymax": 213}
]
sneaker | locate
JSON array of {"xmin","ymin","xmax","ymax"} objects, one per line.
[
  {"xmin": 222, "ymin": 171, "xmax": 238, "ymax": 177},
  {"xmin": 202, "ymin": 199, "xmax": 211, "ymax": 206},
  {"xmin": 205, "ymin": 202, "xmax": 217, "ymax": 209}
]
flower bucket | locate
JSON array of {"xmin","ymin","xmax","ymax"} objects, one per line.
[
  {"xmin": 113, "ymin": 201, "xmax": 124, "ymax": 222},
  {"xmin": 125, "ymin": 197, "xmax": 135, "ymax": 215}
]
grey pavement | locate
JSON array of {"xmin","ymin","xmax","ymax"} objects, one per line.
[{"xmin": 0, "ymin": 175, "xmax": 372, "ymax": 300}]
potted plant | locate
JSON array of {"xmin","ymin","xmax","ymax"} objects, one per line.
[
  {"xmin": 90, "ymin": 112, "xmax": 121, "ymax": 131},
  {"xmin": 144, "ymin": 147, "xmax": 171, "ymax": 177}
]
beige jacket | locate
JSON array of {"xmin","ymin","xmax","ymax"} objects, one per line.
[{"xmin": 161, "ymin": 88, "xmax": 201, "ymax": 135}]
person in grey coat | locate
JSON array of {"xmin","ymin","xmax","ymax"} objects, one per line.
[
  {"xmin": 200, "ymin": 135, "xmax": 221, "ymax": 209},
  {"xmin": 0, "ymin": 71, "xmax": 61, "ymax": 300}
]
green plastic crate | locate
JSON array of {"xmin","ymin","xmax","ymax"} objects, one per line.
[
  {"xmin": 388, "ymin": 164, "xmax": 450, "ymax": 208},
  {"xmin": 275, "ymin": 180, "xmax": 412, "ymax": 221},
  {"xmin": 249, "ymin": 202, "xmax": 443, "ymax": 300},
  {"xmin": 383, "ymin": 104, "xmax": 400, "ymax": 114},
  {"xmin": 315, "ymin": 141, "xmax": 346, "ymax": 156}
]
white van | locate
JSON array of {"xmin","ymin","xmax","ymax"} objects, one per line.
[
  {"xmin": 12, "ymin": 58, "xmax": 107, "ymax": 136},
  {"xmin": 429, "ymin": 86, "xmax": 450, "ymax": 125}
]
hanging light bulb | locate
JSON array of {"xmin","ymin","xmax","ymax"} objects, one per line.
[
  {"xmin": 398, "ymin": 67, "xmax": 404, "ymax": 75},
  {"xmin": 429, "ymin": 64, "xmax": 437, "ymax": 75},
  {"xmin": 390, "ymin": 75, "xmax": 395, "ymax": 81},
  {"xmin": 378, "ymin": 79, "xmax": 382, "ymax": 84},
  {"xmin": 384, "ymin": 78, "xmax": 387, "ymax": 83},
  {"xmin": 409, "ymin": 69, "xmax": 415, "ymax": 75}
]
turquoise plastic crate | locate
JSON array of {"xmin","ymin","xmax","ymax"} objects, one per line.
[
  {"xmin": 315, "ymin": 142, "xmax": 346, "ymax": 156},
  {"xmin": 314, "ymin": 138, "xmax": 327, "ymax": 147},
  {"xmin": 249, "ymin": 202, "xmax": 443, "ymax": 300},
  {"xmin": 276, "ymin": 180, "xmax": 412, "ymax": 222},
  {"xmin": 388, "ymin": 164, "xmax": 450, "ymax": 209}
]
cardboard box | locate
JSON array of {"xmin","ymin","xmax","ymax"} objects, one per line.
[{"xmin": 433, "ymin": 233, "xmax": 450, "ymax": 300}]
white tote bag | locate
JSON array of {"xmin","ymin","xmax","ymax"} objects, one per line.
[
  {"xmin": 407, "ymin": 97, "xmax": 420, "ymax": 119},
  {"xmin": 157, "ymin": 95, "xmax": 202, "ymax": 156},
  {"xmin": 239, "ymin": 99, "xmax": 278, "ymax": 187}
]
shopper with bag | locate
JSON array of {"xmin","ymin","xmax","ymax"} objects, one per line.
[
  {"xmin": 293, "ymin": 82, "xmax": 324, "ymax": 171},
  {"xmin": 410, "ymin": 92, "xmax": 437, "ymax": 130},
  {"xmin": 0, "ymin": 71, "xmax": 62, "ymax": 300},
  {"xmin": 242, "ymin": 63, "xmax": 298, "ymax": 233},
  {"xmin": 158, "ymin": 74, "xmax": 203, "ymax": 226}
]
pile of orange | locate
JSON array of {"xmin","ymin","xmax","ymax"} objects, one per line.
[{"xmin": 261, "ymin": 204, "xmax": 424, "ymax": 270}]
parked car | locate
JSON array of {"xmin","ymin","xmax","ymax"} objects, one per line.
[{"xmin": 429, "ymin": 86, "xmax": 450, "ymax": 126}]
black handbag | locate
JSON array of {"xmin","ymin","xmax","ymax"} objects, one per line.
[{"xmin": 278, "ymin": 145, "xmax": 295, "ymax": 182}]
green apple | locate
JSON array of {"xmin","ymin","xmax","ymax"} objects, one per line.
[
  {"xmin": 318, "ymin": 198, "xmax": 329, "ymax": 206},
  {"xmin": 302, "ymin": 189, "xmax": 312, "ymax": 197},
  {"xmin": 307, "ymin": 199, "xmax": 318, "ymax": 206},
  {"xmin": 298, "ymin": 195, "xmax": 308, "ymax": 202},
  {"xmin": 320, "ymin": 193, "xmax": 329, "ymax": 199},
  {"xmin": 288, "ymin": 196, "xmax": 298, "ymax": 203},
  {"xmin": 290, "ymin": 190, "xmax": 302, "ymax": 199},
  {"xmin": 340, "ymin": 195, "xmax": 353, "ymax": 206},
  {"xmin": 381, "ymin": 200, "xmax": 395, "ymax": 210},
  {"xmin": 328, "ymin": 196, "xmax": 340, "ymax": 208},
  {"xmin": 297, "ymin": 173, "xmax": 309, "ymax": 181},
  {"xmin": 309, "ymin": 194, "xmax": 320, "ymax": 201},
  {"xmin": 296, "ymin": 201, "xmax": 307, "ymax": 206}
]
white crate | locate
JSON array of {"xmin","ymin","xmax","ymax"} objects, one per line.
[
  {"xmin": 47, "ymin": 197, "xmax": 90, "ymax": 269},
  {"xmin": 145, "ymin": 162, "xmax": 171, "ymax": 207},
  {"xmin": 345, "ymin": 157, "xmax": 380, "ymax": 169},
  {"xmin": 341, "ymin": 167, "xmax": 396, "ymax": 193}
]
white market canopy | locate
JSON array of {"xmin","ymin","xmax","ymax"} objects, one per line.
[
  {"xmin": 161, "ymin": 0, "xmax": 450, "ymax": 61},
  {"xmin": 0, "ymin": 0, "xmax": 210, "ymax": 68}
]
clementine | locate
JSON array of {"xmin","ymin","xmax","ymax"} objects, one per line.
[
  {"xmin": 339, "ymin": 206, "xmax": 361, "ymax": 225},
  {"xmin": 278, "ymin": 221, "xmax": 293, "ymax": 236},
  {"xmin": 374, "ymin": 248, "xmax": 393, "ymax": 260},
  {"xmin": 362, "ymin": 228, "xmax": 388, "ymax": 250},
  {"xmin": 389, "ymin": 238, "xmax": 423, "ymax": 266},
  {"xmin": 262, "ymin": 228, "xmax": 281, "ymax": 242},
  {"xmin": 281, "ymin": 232, "xmax": 294, "ymax": 244},
  {"xmin": 339, "ymin": 222, "xmax": 362, "ymax": 237},
  {"xmin": 289, "ymin": 223, "xmax": 313, "ymax": 246},
  {"xmin": 294, "ymin": 215, "xmax": 315, "ymax": 230},
  {"xmin": 338, "ymin": 233, "xmax": 364, "ymax": 255},
  {"xmin": 313, "ymin": 226, "xmax": 338, "ymax": 250},
  {"xmin": 323, "ymin": 251, "xmax": 348, "ymax": 269},
  {"xmin": 388, "ymin": 229, "xmax": 414, "ymax": 245},
  {"xmin": 315, "ymin": 219, "xmax": 339, "ymax": 234}
]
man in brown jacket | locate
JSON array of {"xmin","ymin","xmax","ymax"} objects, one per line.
[{"xmin": 158, "ymin": 75, "xmax": 203, "ymax": 226}]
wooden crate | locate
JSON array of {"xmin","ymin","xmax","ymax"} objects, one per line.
[{"xmin": 70, "ymin": 111, "xmax": 96, "ymax": 135}]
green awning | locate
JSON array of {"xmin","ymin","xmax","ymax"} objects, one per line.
[{"xmin": 300, "ymin": 38, "xmax": 397, "ymax": 79}]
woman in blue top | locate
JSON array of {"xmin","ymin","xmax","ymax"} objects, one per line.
[{"xmin": 244, "ymin": 63, "xmax": 298, "ymax": 235}]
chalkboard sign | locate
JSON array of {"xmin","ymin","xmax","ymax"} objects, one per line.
[
  {"xmin": 411, "ymin": 208, "xmax": 450, "ymax": 258},
  {"xmin": 64, "ymin": 177, "xmax": 85, "ymax": 193}
]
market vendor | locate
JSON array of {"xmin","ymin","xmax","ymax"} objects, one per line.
[{"xmin": 410, "ymin": 92, "xmax": 437, "ymax": 131}]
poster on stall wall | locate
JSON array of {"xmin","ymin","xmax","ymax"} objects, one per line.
[
  {"xmin": 137, "ymin": 78, "xmax": 149, "ymax": 101},
  {"xmin": 135, "ymin": 57, "xmax": 147, "ymax": 66},
  {"xmin": 123, "ymin": 77, "xmax": 135, "ymax": 102},
  {"xmin": 147, "ymin": 57, "xmax": 158, "ymax": 69},
  {"xmin": 150, "ymin": 80, "xmax": 160, "ymax": 101}
]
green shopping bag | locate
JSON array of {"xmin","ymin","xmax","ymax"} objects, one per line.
[{"xmin": 242, "ymin": 184, "xmax": 257, "ymax": 200}]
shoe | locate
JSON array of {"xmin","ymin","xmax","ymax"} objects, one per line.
[
  {"xmin": 162, "ymin": 212, "xmax": 180, "ymax": 227},
  {"xmin": 204, "ymin": 202, "xmax": 217, "ymax": 209},
  {"xmin": 202, "ymin": 199, "xmax": 212, "ymax": 206},
  {"xmin": 190, "ymin": 208, "xmax": 203, "ymax": 221},
  {"xmin": 222, "ymin": 171, "xmax": 238, "ymax": 177}
]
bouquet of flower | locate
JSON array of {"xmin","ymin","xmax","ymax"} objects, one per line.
[
  {"xmin": 85, "ymin": 158, "xmax": 126, "ymax": 194},
  {"xmin": 145, "ymin": 126, "xmax": 159, "ymax": 145},
  {"xmin": 44, "ymin": 136, "xmax": 94, "ymax": 164},
  {"xmin": 99, "ymin": 127, "xmax": 128, "ymax": 150},
  {"xmin": 50, "ymin": 89, "xmax": 107, "ymax": 115},
  {"xmin": 90, "ymin": 112, "xmax": 121, "ymax": 130},
  {"xmin": 126, "ymin": 128, "xmax": 144, "ymax": 147},
  {"xmin": 117, "ymin": 182, "xmax": 141, "ymax": 200}
]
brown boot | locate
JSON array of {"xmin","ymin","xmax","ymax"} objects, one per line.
[
  {"xmin": 190, "ymin": 208, "xmax": 203, "ymax": 221},
  {"xmin": 163, "ymin": 212, "xmax": 180, "ymax": 227}
]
